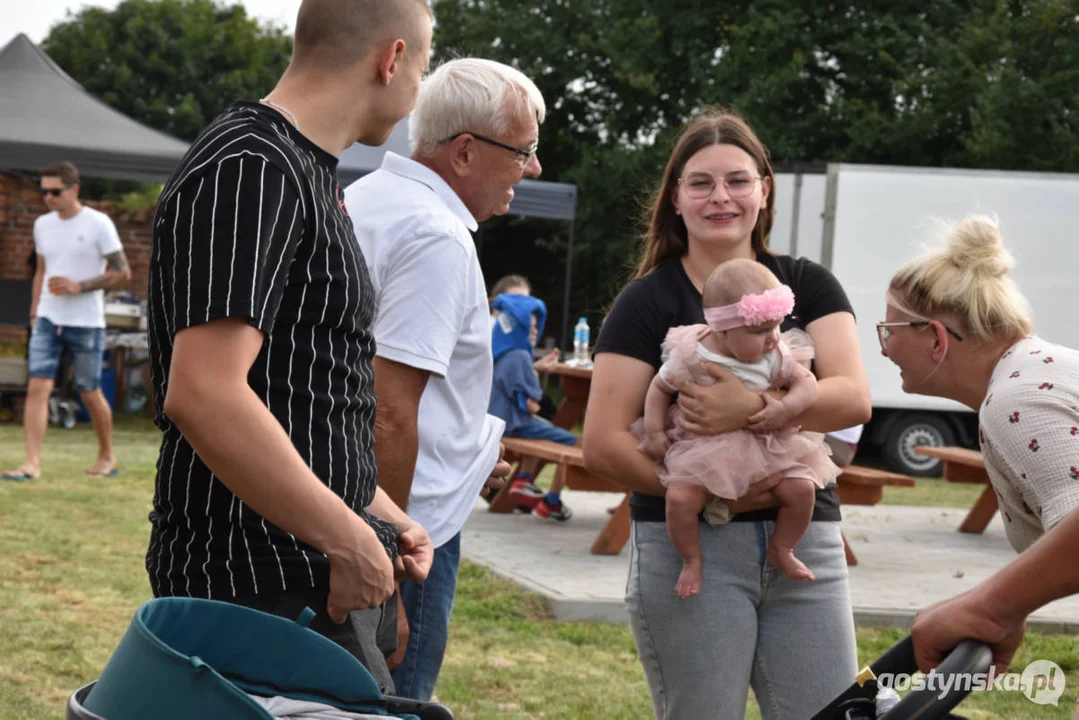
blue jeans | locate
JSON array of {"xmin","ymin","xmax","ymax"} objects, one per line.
[
  {"xmin": 626, "ymin": 520, "xmax": 857, "ymax": 720},
  {"xmin": 28, "ymin": 317, "xmax": 105, "ymax": 393},
  {"xmin": 391, "ymin": 531, "xmax": 461, "ymax": 700},
  {"xmin": 508, "ymin": 415, "xmax": 578, "ymax": 445}
]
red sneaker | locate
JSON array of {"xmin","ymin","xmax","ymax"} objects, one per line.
[
  {"xmin": 534, "ymin": 498, "xmax": 573, "ymax": 522},
  {"xmin": 507, "ymin": 479, "xmax": 544, "ymax": 511}
]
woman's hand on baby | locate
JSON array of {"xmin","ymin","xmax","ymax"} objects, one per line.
[
  {"xmin": 639, "ymin": 431, "xmax": 670, "ymax": 460},
  {"xmin": 726, "ymin": 473, "xmax": 783, "ymax": 513},
  {"xmin": 676, "ymin": 363, "xmax": 764, "ymax": 435},
  {"xmin": 526, "ymin": 398, "xmax": 542, "ymax": 415},
  {"xmin": 747, "ymin": 393, "xmax": 793, "ymax": 431}
]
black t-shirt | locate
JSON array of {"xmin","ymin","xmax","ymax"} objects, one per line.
[
  {"xmin": 146, "ymin": 101, "xmax": 397, "ymax": 600},
  {"xmin": 593, "ymin": 252, "xmax": 854, "ymax": 524}
]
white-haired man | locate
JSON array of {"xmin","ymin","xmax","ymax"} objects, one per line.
[{"xmin": 344, "ymin": 57, "xmax": 545, "ymax": 700}]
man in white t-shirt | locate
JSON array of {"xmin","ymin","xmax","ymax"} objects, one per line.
[
  {"xmin": 344, "ymin": 58, "xmax": 545, "ymax": 700},
  {"xmin": 3, "ymin": 162, "xmax": 131, "ymax": 482}
]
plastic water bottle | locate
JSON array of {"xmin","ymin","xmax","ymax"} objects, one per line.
[{"xmin": 573, "ymin": 316, "xmax": 590, "ymax": 366}]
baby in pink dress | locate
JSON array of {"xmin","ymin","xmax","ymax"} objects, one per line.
[{"xmin": 635, "ymin": 259, "xmax": 840, "ymax": 596}]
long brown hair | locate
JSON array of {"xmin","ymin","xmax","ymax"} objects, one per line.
[{"xmin": 634, "ymin": 109, "xmax": 776, "ymax": 279}]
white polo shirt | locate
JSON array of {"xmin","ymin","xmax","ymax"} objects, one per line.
[
  {"xmin": 34, "ymin": 207, "xmax": 123, "ymax": 328},
  {"xmin": 345, "ymin": 152, "xmax": 504, "ymax": 549}
]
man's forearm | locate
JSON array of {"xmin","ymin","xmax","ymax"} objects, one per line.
[
  {"xmin": 80, "ymin": 250, "xmax": 132, "ymax": 292},
  {"xmin": 980, "ymin": 508, "xmax": 1079, "ymax": 626},
  {"xmin": 30, "ymin": 272, "xmax": 43, "ymax": 318},
  {"xmin": 79, "ymin": 271, "xmax": 127, "ymax": 293},
  {"xmin": 374, "ymin": 414, "xmax": 420, "ymax": 510},
  {"xmin": 169, "ymin": 381, "xmax": 365, "ymax": 557},
  {"xmin": 367, "ymin": 486, "xmax": 413, "ymax": 530}
]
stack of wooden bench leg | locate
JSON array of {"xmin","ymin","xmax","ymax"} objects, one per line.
[
  {"xmin": 491, "ymin": 437, "xmax": 631, "ymax": 555},
  {"xmin": 834, "ymin": 465, "xmax": 916, "ymax": 565}
]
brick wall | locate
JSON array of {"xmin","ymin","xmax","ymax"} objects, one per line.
[{"xmin": 0, "ymin": 173, "xmax": 154, "ymax": 344}]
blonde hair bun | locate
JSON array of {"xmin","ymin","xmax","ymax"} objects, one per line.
[
  {"xmin": 888, "ymin": 214, "xmax": 1033, "ymax": 343},
  {"xmin": 943, "ymin": 215, "xmax": 1014, "ymax": 280}
]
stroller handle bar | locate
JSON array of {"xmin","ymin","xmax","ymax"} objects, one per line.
[
  {"xmin": 811, "ymin": 635, "xmax": 993, "ymax": 720},
  {"xmin": 881, "ymin": 636, "xmax": 993, "ymax": 720}
]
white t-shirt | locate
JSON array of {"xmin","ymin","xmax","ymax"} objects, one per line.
[
  {"xmin": 827, "ymin": 425, "xmax": 864, "ymax": 444},
  {"xmin": 34, "ymin": 207, "xmax": 123, "ymax": 328},
  {"xmin": 345, "ymin": 153, "xmax": 504, "ymax": 549},
  {"xmin": 659, "ymin": 341, "xmax": 781, "ymax": 392}
]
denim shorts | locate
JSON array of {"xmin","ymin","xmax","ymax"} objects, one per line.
[
  {"xmin": 507, "ymin": 415, "xmax": 579, "ymax": 446},
  {"xmin": 28, "ymin": 317, "xmax": 105, "ymax": 393}
]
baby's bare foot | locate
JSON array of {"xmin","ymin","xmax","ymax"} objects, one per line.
[
  {"xmin": 675, "ymin": 557, "xmax": 703, "ymax": 598},
  {"xmin": 767, "ymin": 545, "xmax": 815, "ymax": 582}
]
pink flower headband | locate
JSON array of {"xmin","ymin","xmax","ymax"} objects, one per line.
[{"xmin": 703, "ymin": 285, "xmax": 795, "ymax": 332}]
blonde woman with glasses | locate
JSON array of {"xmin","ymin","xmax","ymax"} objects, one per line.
[{"xmin": 876, "ymin": 216, "xmax": 1079, "ymax": 682}]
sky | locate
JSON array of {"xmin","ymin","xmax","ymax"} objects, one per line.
[{"xmin": 2, "ymin": 0, "xmax": 300, "ymax": 49}]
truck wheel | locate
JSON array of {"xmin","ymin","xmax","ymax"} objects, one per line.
[{"xmin": 882, "ymin": 412, "xmax": 956, "ymax": 476}]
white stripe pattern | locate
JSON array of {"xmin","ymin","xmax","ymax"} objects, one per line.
[{"xmin": 145, "ymin": 102, "xmax": 396, "ymax": 601}]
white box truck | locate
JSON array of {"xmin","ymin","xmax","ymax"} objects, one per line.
[{"xmin": 770, "ymin": 164, "xmax": 1079, "ymax": 475}]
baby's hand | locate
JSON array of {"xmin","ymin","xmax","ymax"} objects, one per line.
[
  {"xmin": 639, "ymin": 431, "xmax": 671, "ymax": 460},
  {"xmin": 747, "ymin": 393, "xmax": 792, "ymax": 431}
]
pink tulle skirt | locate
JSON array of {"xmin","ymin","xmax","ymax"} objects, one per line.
[{"xmin": 631, "ymin": 407, "xmax": 840, "ymax": 499}]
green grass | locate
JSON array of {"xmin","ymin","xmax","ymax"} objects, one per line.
[
  {"xmin": 1, "ymin": 420, "xmax": 1077, "ymax": 719},
  {"xmin": 881, "ymin": 474, "xmax": 986, "ymax": 507}
]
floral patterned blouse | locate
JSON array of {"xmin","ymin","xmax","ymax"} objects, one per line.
[{"xmin": 980, "ymin": 336, "xmax": 1079, "ymax": 551}]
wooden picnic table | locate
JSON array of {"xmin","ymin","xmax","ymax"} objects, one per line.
[
  {"xmin": 833, "ymin": 465, "xmax": 916, "ymax": 565},
  {"xmin": 489, "ymin": 361, "xmax": 633, "ymax": 554},
  {"xmin": 538, "ymin": 361, "xmax": 593, "ymax": 430},
  {"xmin": 914, "ymin": 446, "xmax": 997, "ymax": 533}
]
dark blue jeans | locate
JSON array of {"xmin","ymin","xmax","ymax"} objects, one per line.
[
  {"xmin": 508, "ymin": 415, "xmax": 579, "ymax": 445},
  {"xmin": 390, "ymin": 531, "xmax": 461, "ymax": 701}
]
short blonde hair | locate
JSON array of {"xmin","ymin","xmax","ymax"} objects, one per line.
[
  {"xmin": 702, "ymin": 258, "xmax": 781, "ymax": 309},
  {"xmin": 409, "ymin": 58, "xmax": 545, "ymax": 154},
  {"xmin": 887, "ymin": 215, "xmax": 1033, "ymax": 343}
]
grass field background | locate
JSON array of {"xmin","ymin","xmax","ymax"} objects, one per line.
[{"xmin": 1, "ymin": 419, "xmax": 1075, "ymax": 718}]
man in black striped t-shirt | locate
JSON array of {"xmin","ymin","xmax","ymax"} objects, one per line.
[{"xmin": 145, "ymin": 0, "xmax": 434, "ymax": 691}]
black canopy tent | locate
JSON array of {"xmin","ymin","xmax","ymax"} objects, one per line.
[
  {"xmin": 0, "ymin": 34, "xmax": 189, "ymax": 182},
  {"xmin": 0, "ymin": 33, "xmax": 580, "ymax": 343}
]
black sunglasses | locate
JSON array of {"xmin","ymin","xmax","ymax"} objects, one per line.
[
  {"xmin": 40, "ymin": 188, "xmax": 67, "ymax": 197},
  {"xmin": 439, "ymin": 132, "xmax": 538, "ymax": 165}
]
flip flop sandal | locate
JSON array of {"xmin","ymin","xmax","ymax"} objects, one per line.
[{"xmin": 2, "ymin": 471, "xmax": 36, "ymax": 482}]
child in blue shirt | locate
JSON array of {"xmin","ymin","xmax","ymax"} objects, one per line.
[{"xmin": 488, "ymin": 292, "xmax": 575, "ymax": 521}]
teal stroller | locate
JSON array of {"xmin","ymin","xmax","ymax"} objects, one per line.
[{"xmin": 66, "ymin": 597, "xmax": 453, "ymax": 720}]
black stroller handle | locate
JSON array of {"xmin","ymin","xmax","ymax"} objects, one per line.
[
  {"xmin": 811, "ymin": 635, "xmax": 993, "ymax": 720},
  {"xmin": 881, "ymin": 637, "xmax": 993, "ymax": 720}
]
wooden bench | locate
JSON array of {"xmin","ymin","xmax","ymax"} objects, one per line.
[
  {"xmin": 490, "ymin": 437, "xmax": 632, "ymax": 555},
  {"xmin": 834, "ymin": 465, "xmax": 916, "ymax": 566},
  {"xmin": 914, "ymin": 446, "xmax": 995, "ymax": 533}
]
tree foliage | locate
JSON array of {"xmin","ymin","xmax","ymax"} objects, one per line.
[
  {"xmin": 42, "ymin": 0, "xmax": 292, "ymax": 142},
  {"xmin": 433, "ymin": 0, "xmax": 1079, "ymax": 338},
  {"xmin": 39, "ymin": 0, "xmax": 1079, "ymax": 339}
]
